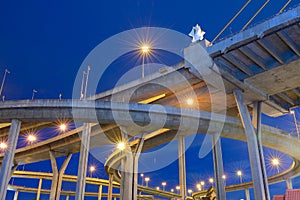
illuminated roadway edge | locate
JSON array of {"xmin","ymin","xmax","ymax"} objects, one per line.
[{"xmin": 0, "ymin": 100, "xmax": 299, "ymax": 197}]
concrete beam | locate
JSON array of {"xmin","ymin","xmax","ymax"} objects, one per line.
[
  {"xmin": 239, "ymin": 46, "xmax": 267, "ymax": 70},
  {"xmin": 13, "ymin": 191, "xmax": 18, "ymax": 200},
  {"xmin": 0, "ymin": 119, "xmax": 21, "ymax": 200},
  {"xmin": 98, "ymin": 185, "xmax": 102, "ymax": 200},
  {"xmin": 222, "ymin": 54, "xmax": 252, "ymax": 76},
  {"xmin": 233, "ymin": 89, "xmax": 267, "ymax": 200},
  {"xmin": 36, "ymin": 178, "xmax": 42, "ymax": 200},
  {"xmin": 245, "ymin": 188, "xmax": 250, "ymax": 200},
  {"xmin": 257, "ymin": 39, "xmax": 284, "ymax": 64},
  {"xmin": 277, "ymin": 30, "xmax": 300, "ymax": 57},
  {"xmin": 75, "ymin": 123, "xmax": 92, "ymax": 200}
]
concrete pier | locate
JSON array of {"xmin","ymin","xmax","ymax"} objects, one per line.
[{"xmin": 0, "ymin": 119, "xmax": 21, "ymax": 200}]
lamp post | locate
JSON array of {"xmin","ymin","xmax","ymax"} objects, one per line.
[
  {"xmin": 162, "ymin": 182, "xmax": 166, "ymax": 191},
  {"xmin": 237, "ymin": 170, "xmax": 243, "ymax": 183},
  {"xmin": 140, "ymin": 174, "xmax": 144, "ymax": 186},
  {"xmin": 89, "ymin": 166, "xmax": 96, "ymax": 177},
  {"xmin": 209, "ymin": 178, "xmax": 214, "ymax": 187},
  {"xmin": 176, "ymin": 186, "xmax": 180, "ymax": 194},
  {"xmin": 0, "ymin": 69, "xmax": 10, "ymax": 97},
  {"xmin": 145, "ymin": 177, "xmax": 150, "ymax": 187},
  {"xmin": 222, "ymin": 174, "xmax": 226, "ymax": 186},
  {"xmin": 291, "ymin": 110, "xmax": 299, "ymax": 139},
  {"xmin": 140, "ymin": 44, "xmax": 151, "ymax": 78},
  {"xmin": 200, "ymin": 181, "xmax": 205, "ymax": 190},
  {"xmin": 31, "ymin": 89, "xmax": 37, "ymax": 100}
]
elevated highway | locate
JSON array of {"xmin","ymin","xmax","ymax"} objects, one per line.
[{"xmin": 0, "ymin": 4, "xmax": 299, "ymax": 200}]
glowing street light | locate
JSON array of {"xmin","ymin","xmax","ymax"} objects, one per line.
[
  {"xmin": 0, "ymin": 142, "xmax": 7, "ymax": 150},
  {"xmin": 196, "ymin": 183, "xmax": 201, "ymax": 191},
  {"xmin": 209, "ymin": 178, "xmax": 214, "ymax": 186},
  {"xmin": 140, "ymin": 44, "xmax": 151, "ymax": 78},
  {"xmin": 222, "ymin": 174, "xmax": 227, "ymax": 186},
  {"xmin": 145, "ymin": 177, "xmax": 150, "ymax": 187},
  {"xmin": 89, "ymin": 165, "xmax": 96, "ymax": 172},
  {"xmin": 162, "ymin": 182, "xmax": 166, "ymax": 190},
  {"xmin": 27, "ymin": 134, "xmax": 37, "ymax": 143},
  {"xmin": 188, "ymin": 189, "xmax": 193, "ymax": 195},
  {"xmin": 237, "ymin": 170, "xmax": 243, "ymax": 183},
  {"xmin": 187, "ymin": 98, "xmax": 194, "ymax": 106},
  {"xmin": 59, "ymin": 123, "xmax": 68, "ymax": 132},
  {"xmin": 171, "ymin": 188, "xmax": 174, "ymax": 193},
  {"xmin": 141, "ymin": 173, "xmax": 144, "ymax": 186},
  {"xmin": 156, "ymin": 186, "xmax": 160, "ymax": 190},
  {"xmin": 272, "ymin": 158, "xmax": 280, "ymax": 173},
  {"xmin": 176, "ymin": 186, "xmax": 180, "ymax": 194},
  {"xmin": 117, "ymin": 141, "xmax": 126, "ymax": 151}
]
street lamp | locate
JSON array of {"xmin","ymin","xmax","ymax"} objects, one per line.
[
  {"xmin": 272, "ymin": 158, "xmax": 280, "ymax": 173},
  {"xmin": 0, "ymin": 142, "xmax": 7, "ymax": 150},
  {"xmin": 59, "ymin": 123, "xmax": 68, "ymax": 132},
  {"xmin": 188, "ymin": 189, "xmax": 193, "ymax": 195},
  {"xmin": 117, "ymin": 141, "xmax": 126, "ymax": 151},
  {"xmin": 145, "ymin": 177, "xmax": 150, "ymax": 187},
  {"xmin": 209, "ymin": 178, "xmax": 214, "ymax": 186},
  {"xmin": 237, "ymin": 170, "xmax": 243, "ymax": 183},
  {"xmin": 175, "ymin": 186, "xmax": 180, "ymax": 194},
  {"xmin": 162, "ymin": 182, "xmax": 166, "ymax": 190},
  {"xmin": 187, "ymin": 98, "xmax": 194, "ymax": 106},
  {"xmin": 31, "ymin": 89, "xmax": 37, "ymax": 100},
  {"xmin": 290, "ymin": 110, "xmax": 299, "ymax": 139},
  {"xmin": 196, "ymin": 183, "xmax": 201, "ymax": 191},
  {"xmin": 156, "ymin": 186, "xmax": 160, "ymax": 190},
  {"xmin": 27, "ymin": 134, "xmax": 37, "ymax": 143},
  {"xmin": 140, "ymin": 44, "xmax": 151, "ymax": 78},
  {"xmin": 171, "ymin": 188, "xmax": 174, "ymax": 193},
  {"xmin": 0, "ymin": 69, "xmax": 10, "ymax": 97},
  {"xmin": 222, "ymin": 174, "xmax": 226, "ymax": 186},
  {"xmin": 140, "ymin": 173, "xmax": 144, "ymax": 186},
  {"xmin": 89, "ymin": 165, "xmax": 96, "ymax": 177},
  {"xmin": 200, "ymin": 181, "xmax": 205, "ymax": 190}
]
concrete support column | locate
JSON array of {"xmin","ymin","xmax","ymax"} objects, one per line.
[
  {"xmin": 97, "ymin": 185, "xmax": 102, "ymax": 200},
  {"xmin": 178, "ymin": 135, "xmax": 187, "ymax": 199},
  {"xmin": 132, "ymin": 136, "xmax": 144, "ymax": 200},
  {"xmin": 245, "ymin": 188, "xmax": 250, "ymax": 200},
  {"xmin": 75, "ymin": 123, "xmax": 91, "ymax": 200},
  {"xmin": 120, "ymin": 150, "xmax": 133, "ymax": 200},
  {"xmin": 108, "ymin": 173, "xmax": 113, "ymax": 200},
  {"xmin": 56, "ymin": 154, "xmax": 72, "ymax": 199},
  {"xmin": 36, "ymin": 178, "xmax": 43, "ymax": 200},
  {"xmin": 233, "ymin": 89, "xmax": 267, "ymax": 200},
  {"xmin": 13, "ymin": 190, "xmax": 19, "ymax": 200},
  {"xmin": 49, "ymin": 151, "xmax": 58, "ymax": 200},
  {"xmin": 0, "ymin": 119, "xmax": 21, "ymax": 200},
  {"xmin": 286, "ymin": 178, "xmax": 293, "ymax": 189},
  {"xmin": 49, "ymin": 151, "xmax": 72, "ymax": 200},
  {"xmin": 252, "ymin": 101, "xmax": 270, "ymax": 200},
  {"xmin": 212, "ymin": 133, "xmax": 226, "ymax": 200}
]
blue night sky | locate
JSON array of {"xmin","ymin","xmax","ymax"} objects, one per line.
[{"xmin": 1, "ymin": 0, "xmax": 300, "ymax": 199}]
